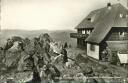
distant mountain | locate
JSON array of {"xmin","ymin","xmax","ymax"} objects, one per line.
[{"xmin": 0, "ymin": 29, "xmax": 77, "ymax": 47}]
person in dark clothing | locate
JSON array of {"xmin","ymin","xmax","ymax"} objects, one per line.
[
  {"xmin": 51, "ymin": 65, "xmax": 61, "ymax": 82},
  {"xmin": 26, "ymin": 68, "xmax": 41, "ymax": 83},
  {"xmin": 32, "ymin": 68, "xmax": 41, "ymax": 83},
  {"xmin": 61, "ymin": 47, "xmax": 68, "ymax": 64},
  {"xmin": 64, "ymin": 42, "xmax": 68, "ymax": 48}
]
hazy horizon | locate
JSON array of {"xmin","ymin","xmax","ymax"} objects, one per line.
[
  {"xmin": 1, "ymin": 0, "xmax": 127, "ymax": 30},
  {"xmin": 1, "ymin": 28, "xmax": 76, "ymax": 31}
]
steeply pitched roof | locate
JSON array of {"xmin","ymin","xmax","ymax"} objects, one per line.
[
  {"xmin": 85, "ymin": 3, "xmax": 128, "ymax": 44},
  {"xmin": 75, "ymin": 3, "xmax": 128, "ymax": 29}
]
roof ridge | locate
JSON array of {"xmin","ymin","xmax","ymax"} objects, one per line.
[
  {"xmin": 75, "ymin": 3, "xmax": 128, "ymax": 29},
  {"xmin": 89, "ymin": 3, "xmax": 125, "ymax": 15}
]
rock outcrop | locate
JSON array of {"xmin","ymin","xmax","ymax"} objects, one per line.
[{"xmin": 0, "ymin": 33, "xmax": 128, "ymax": 83}]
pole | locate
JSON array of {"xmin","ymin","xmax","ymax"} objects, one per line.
[
  {"xmin": 127, "ymin": 0, "xmax": 128, "ymax": 8},
  {"xmin": 0, "ymin": 0, "xmax": 1, "ymax": 32}
]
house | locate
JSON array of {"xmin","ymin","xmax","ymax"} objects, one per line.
[
  {"xmin": 70, "ymin": 3, "xmax": 128, "ymax": 63},
  {"xmin": 70, "ymin": 3, "xmax": 115, "ymax": 48}
]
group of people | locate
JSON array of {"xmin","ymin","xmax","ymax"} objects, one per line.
[{"xmin": 101, "ymin": 47, "xmax": 112, "ymax": 62}]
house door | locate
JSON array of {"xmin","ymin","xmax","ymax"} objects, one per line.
[{"xmin": 77, "ymin": 38, "xmax": 86, "ymax": 48}]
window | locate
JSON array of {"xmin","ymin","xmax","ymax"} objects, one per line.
[
  {"xmin": 78, "ymin": 30, "xmax": 82, "ymax": 34},
  {"xmin": 87, "ymin": 30, "xmax": 91, "ymax": 34},
  {"xmin": 90, "ymin": 44, "xmax": 95, "ymax": 51},
  {"xmin": 119, "ymin": 14, "xmax": 123, "ymax": 18},
  {"xmin": 87, "ymin": 17, "xmax": 94, "ymax": 22},
  {"xmin": 126, "ymin": 14, "xmax": 128, "ymax": 18},
  {"xmin": 87, "ymin": 18, "xmax": 91, "ymax": 21},
  {"xmin": 82, "ymin": 30, "xmax": 86, "ymax": 34},
  {"xmin": 119, "ymin": 32, "xmax": 124, "ymax": 36}
]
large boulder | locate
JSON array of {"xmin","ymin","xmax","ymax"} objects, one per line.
[
  {"xmin": 11, "ymin": 36, "xmax": 23, "ymax": 42},
  {"xmin": 3, "ymin": 36, "xmax": 25, "ymax": 51},
  {"xmin": 24, "ymin": 39, "xmax": 35, "ymax": 55},
  {"xmin": 8, "ymin": 42, "xmax": 20, "ymax": 52},
  {"xmin": 3, "ymin": 51, "xmax": 21, "ymax": 67},
  {"xmin": 3, "ymin": 39, "xmax": 14, "ymax": 51},
  {"xmin": 17, "ymin": 52, "xmax": 30, "ymax": 71},
  {"xmin": 0, "ymin": 33, "xmax": 55, "ymax": 78},
  {"xmin": 39, "ymin": 33, "xmax": 53, "ymax": 43}
]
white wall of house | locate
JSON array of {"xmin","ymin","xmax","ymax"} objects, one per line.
[{"xmin": 87, "ymin": 43, "xmax": 99, "ymax": 60}]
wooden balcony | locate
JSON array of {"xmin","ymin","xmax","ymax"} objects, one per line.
[{"xmin": 70, "ymin": 33, "xmax": 89, "ymax": 38}]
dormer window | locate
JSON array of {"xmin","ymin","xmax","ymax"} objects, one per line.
[
  {"xmin": 87, "ymin": 30, "xmax": 91, "ymax": 34},
  {"xmin": 119, "ymin": 31, "xmax": 124, "ymax": 36},
  {"xmin": 87, "ymin": 17, "xmax": 94, "ymax": 22},
  {"xmin": 87, "ymin": 18, "xmax": 91, "ymax": 21}
]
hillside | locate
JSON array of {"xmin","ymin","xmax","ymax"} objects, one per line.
[{"xmin": 0, "ymin": 29, "xmax": 77, "ymax": 47}]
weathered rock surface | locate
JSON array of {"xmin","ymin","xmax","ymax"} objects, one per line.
[{"xmin": 0, "ymin": 33, "xmax": 128, "ymax": 83}]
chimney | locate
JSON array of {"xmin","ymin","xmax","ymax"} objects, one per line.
[{"xmin": 107, "ymin": 3, "xmax": 112, "ymax": 10}]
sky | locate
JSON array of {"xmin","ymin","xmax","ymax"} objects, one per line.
[{"xmin": 1, "ymin": 0, "xmax": 127, "ymax": 30}]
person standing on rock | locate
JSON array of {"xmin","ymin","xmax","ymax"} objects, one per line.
[
  {"xmin": 32, "ymin": 68, "xmax": 41, "ymax": 83},
  {"xmin": 61, "ymin": 46, "xmax": 68, "ymax": 64},
  {"xmin": 25, "ymin": 68, "xmax": 41, "ymax": 83},
  {"xmin": 64, "ymin": 42, "xmax": 68, "ymax": 49}
]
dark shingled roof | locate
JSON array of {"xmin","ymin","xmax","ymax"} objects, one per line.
[
  {"xmin": 75, "ymin": 8, "xmax": 103, "ymax": 29},
  {"xmin": 85, "ymin": 3, "xmax": 128, "ymax": 44},
  {"xmin": 75, "ymin": 3, "xmax": 128, "ymax": 29}
]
